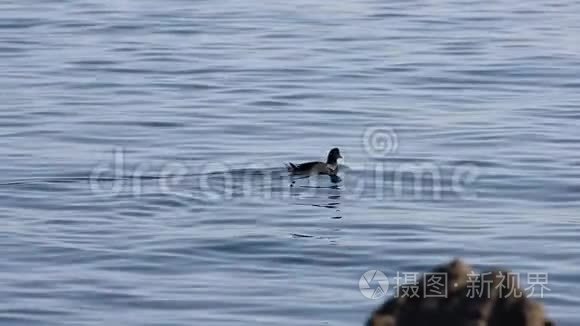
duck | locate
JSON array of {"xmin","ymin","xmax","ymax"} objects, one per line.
[{"xmin": 286, "ymin": 148, "xmax": 343, "ymax": 175}]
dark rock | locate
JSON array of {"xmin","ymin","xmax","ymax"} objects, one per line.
[{"xmin": 367, "ymin": 259, "xmax": 554, "ymax": 326}]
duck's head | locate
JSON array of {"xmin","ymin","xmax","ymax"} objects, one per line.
[{"xmin": 326, "ymin": 147, "xmax": 342, "ymax": 164}]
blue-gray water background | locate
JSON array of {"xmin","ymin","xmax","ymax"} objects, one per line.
[{"xmin": 1, "ymin": 0, "xmax": 579, "ymax": 325}]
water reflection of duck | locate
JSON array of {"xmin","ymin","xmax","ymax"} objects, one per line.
[{"xmin": 286, "ymin": 148, "xmax": 342, "ymax": 176}]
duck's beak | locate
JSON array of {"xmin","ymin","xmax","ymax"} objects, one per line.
[{"xmin": 338, "ymin": 154, "xmax": 343, "ymax": 159}]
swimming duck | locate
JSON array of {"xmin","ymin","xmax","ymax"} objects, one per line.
[{"xmin": 286, "ymin": 148, "xmax": 343, "ymax": 175}]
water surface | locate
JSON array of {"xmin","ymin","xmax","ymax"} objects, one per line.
[{"xmin": 1, "ymin": 0, "xmax": 580, "ymax": 325}]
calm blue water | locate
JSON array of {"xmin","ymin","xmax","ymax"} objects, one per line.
[{"xmin": 1, "ymin": 0, "xmax": 580, "ymax": 325}]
